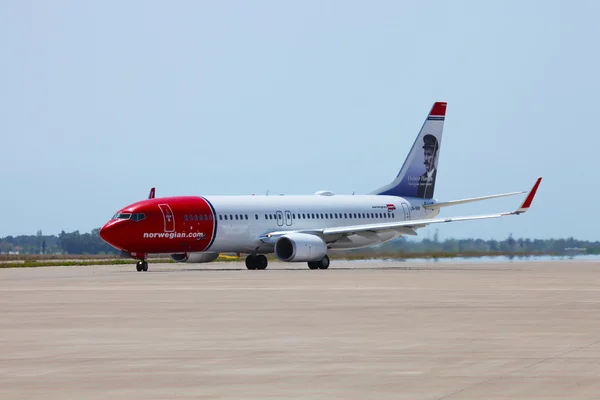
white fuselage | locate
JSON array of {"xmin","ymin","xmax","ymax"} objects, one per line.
[{"xmin": 204, "ymin": 194, "xmax": 439, "ymax": 254}]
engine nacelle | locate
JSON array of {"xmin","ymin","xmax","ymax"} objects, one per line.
[
  {"xmin": 274, "ymin": 233, "xmax": 327, "ymax": 262},
  {"xmin": 170, "ymin": 252, "xmax": 219, "ymax": 263}
]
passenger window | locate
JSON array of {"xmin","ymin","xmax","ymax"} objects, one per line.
[
  {"xmin": 324, "ymin": 214, "xmax": 328, "ymax": 219},
  {"xmin": 255, "ymin": 214, "xmax": 258, "ymax": 220},
  {"xmin": 235, "ymin": 215, "xmax": 238, "ymax": 220},
  {"xmin": 219, "ymin": 215, "xmax": 222, "ymax": 220},
  {"xmin": 184, "ymin": 215, "xmax": 188, "ymax": 221},
  {"xmin": 209, "ymin": 215, "xmax": 213, "ymax": 220},
  {"xmin": 193, "ymin": 215, "xmax": 198, "ymax": 221},
  {"xmin": 265, "ymin": 214, "xmax": 268, "ymax": 220},
  {"xmin": 230, "ymin": 215, "xmax": 233, "ymax": 220},
  {"xmin": 392, "ymin": 213, "xmax": 395, "ymax": 218},
  {"xmin": 224, "ymin": 215, "xmax": 228, "ymax": 220},
  {"xmin": 245, "ymin": 214, "xmax": 248, "ymax": 220},
  {"xmin": 269, "ymin": 214, "xmax": 273, "ymax": 220}
]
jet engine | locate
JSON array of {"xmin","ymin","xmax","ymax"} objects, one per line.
[
  {"xmin": 274, "ymin": 233, "xmax": 327, "ymax": 262},
  {"xmin": 170, "ymin": 252, "xmax": 219, "ymax": 263}
]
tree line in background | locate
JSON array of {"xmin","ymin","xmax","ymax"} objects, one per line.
[
  {"xmin": 1, "ymin": 229, "xmax": 599, "ymax": 256},
  {"xmin": 0, "ymin": 229, "xmax": 118, "ymax": 255},
  {"xmin": 348, "ymin": 233, "xmax": 600, "ymax": 256}
]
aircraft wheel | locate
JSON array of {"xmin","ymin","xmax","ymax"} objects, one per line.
[
  {"xmin": 142, "ymin": 261, "xmax": 148, "ymax": 272},
  {"xmin": 318, "ymin": 255, "xmax": 330, "ymax": 270},
  {"xmin": 307, "ymin": 261, "xmax": 319, "ymax": 270},
  {"xmin": 256, "ymin": 255, "xmax": 268, "ymax": 270},
  {"xmin": 245, "ymin": 255, "xmax": 257, "ymax": 270},
  {"xmin": 136, "ymin": 261, "xmax": 143, "ymax": 272}
]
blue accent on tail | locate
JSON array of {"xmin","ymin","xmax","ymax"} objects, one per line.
[{"xmin": 370, "ymin": 102, "xmax": 447, "ymax": 199}]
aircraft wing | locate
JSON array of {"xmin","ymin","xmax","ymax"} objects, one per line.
[{"xmin": 261, "ymin": 177, "xmax": 541, "ymax": 243}]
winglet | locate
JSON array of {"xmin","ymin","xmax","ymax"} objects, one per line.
[
  {"xmin": 148, "ymin": 187, "xmax": 155, "ymax": 199},
  {"xmin": 514, "ymin": 177, "xmax": 542, "ymax": 214}
]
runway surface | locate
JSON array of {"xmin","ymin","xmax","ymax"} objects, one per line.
[{"xmin": 2, "ymin": 260, "xmax": 600, "ymax": 399}]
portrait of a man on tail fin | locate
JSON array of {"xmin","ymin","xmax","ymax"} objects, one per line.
[{"xmin": 416, "ymin": 134, "xmax": 438, "ymax": 198}]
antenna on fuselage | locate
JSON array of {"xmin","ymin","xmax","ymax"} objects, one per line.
[{"xmin": 266, "ymin": 189, "xmax": 269, "ymax": 196}]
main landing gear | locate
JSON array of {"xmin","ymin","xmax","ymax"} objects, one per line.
[
  {"xmin": 308, "ymin": 255, "xmax": 330, "ymax": 270},
  {"xmin": 245, "ymin": 254, "xmax": 330, "ymax": 270},
  {"xmin": 136, "ymin": 260, "xmax": 148, "ymax": 272},
  {"xmin": 245, "ymin": 254, "xmax": 268, "ymax": 270}
]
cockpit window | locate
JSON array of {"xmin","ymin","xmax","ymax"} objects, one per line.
[
  {"xmin": 113, "ymin": 213, "xmax": 132, "ymax": 220},
  {"xmin": 131, "ymin": 213, "xmax": 146, "ymax": 222}
]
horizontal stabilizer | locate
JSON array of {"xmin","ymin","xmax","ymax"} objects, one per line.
[{"xmin": 424, "ymin": 190, "xmax": 526, "ymax": 209}]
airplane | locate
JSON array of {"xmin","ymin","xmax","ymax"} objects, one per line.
[{"xmin": 99, "ymin": 102, "xmax": 542, "ymax": 272}]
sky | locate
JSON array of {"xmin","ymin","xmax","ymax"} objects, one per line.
[{"xmin": 1, "ymin": 0, "xmax": 598, "ymax": 241}]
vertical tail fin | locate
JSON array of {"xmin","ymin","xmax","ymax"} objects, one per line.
[{"xmin": 371, "ymin": 102, "xmax": 447, "ymax": 199}]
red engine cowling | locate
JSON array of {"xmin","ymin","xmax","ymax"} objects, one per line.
[{"xmin": 170, "ymin": 252, "xmax": 219, "ymax": 263}]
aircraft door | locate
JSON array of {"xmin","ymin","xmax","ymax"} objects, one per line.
[
  {"xmin": 276, "ymin": 211, "xmax": 284, "ymax": 226},
  {"xmin": 158, "ymin": 204, "xmax": 176, "ymax": 232},
  {"xmin": 284, "ymin": 210, "xmax": 292, "ymax": 226},
  {"xmin": 401, "ymin": 203, "xmax": 411, "ymax": 221}
]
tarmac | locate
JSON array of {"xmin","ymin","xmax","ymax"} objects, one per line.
[{"xmin": 1, "ymin": 259, "xmax": 600, "ymax": 399}]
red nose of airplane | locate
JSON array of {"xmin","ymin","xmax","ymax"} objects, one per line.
[{"xmin": 100, "ymin": 220, "xmax": 125, "ymax": 249}]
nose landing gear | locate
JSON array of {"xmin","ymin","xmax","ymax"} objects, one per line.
[{"xmin": 136, "ymin": 260, "xmax": 148, "ymax": 272}]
